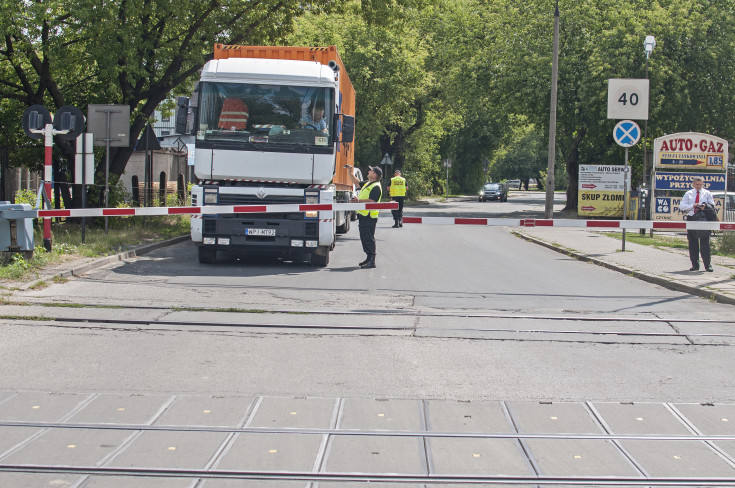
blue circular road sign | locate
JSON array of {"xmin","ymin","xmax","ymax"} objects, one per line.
[{"xmin": 613, "ymin": 120, "xmax": 641, "ymax": 147}]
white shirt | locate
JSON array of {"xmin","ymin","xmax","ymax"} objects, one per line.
[{"xmin": 679, "ymin": 187, "xmax": 714, "ymax": 216}]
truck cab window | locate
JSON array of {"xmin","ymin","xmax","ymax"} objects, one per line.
[{"xmin": 198, "ymin": 82, "xmax": 333, "ymax": 150}]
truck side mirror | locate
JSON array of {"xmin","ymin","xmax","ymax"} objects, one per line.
[
  {"xmin": 339, "ymin": 115, "xmax": 355, "ymax": 143},
  {"xmin": 175, "ymin": 97, "xmax": 189, "ymax": 135}
]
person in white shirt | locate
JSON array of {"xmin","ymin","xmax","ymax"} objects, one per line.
[{"xmin": 679, "ymin": 176, "xmax": 715, "ymax": 271}]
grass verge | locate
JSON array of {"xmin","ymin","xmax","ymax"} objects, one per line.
[{"xmin": 0, "ymin": 215, "xmax": 189, "ymax": 282}]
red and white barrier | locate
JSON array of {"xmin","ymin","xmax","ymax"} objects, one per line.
[
  {"xmin": 402, "ymin": 216, "xmax": 734, "ymax": 231},
  {"xmin": 0, "ymin": 202, "xmax": 398, "ymax": 219},
  {"xmin": 1, "ymin": 203, "xmax": 731, "ymax": 231}
]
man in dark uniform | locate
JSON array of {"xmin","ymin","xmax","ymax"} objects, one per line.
[{"xmin": 346, "ymin": 165, "xmax": 383, "ymax": 268}]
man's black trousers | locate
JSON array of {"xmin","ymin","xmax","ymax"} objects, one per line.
[
  {"xmin": 687, "ymin": 229, "xmax": 711, "ymax": 267},
  {"xmin": 357, "ymin": 214, "xmax": 377, "ymax": 256},
  {"xmin": 391, "ymin": 197, "xmax": 405, "ymax": 221}
]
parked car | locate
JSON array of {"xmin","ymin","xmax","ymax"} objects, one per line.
[
  {"xmin": 709, "ymin": 191, "xmax": 735, "ymax": 221},
  {"xmin": 506, "ymin": 179, "xmax": 521, "ymax": 190},
  {"xmin": 478, "ymin": 182, "xmax": 508, "ymax": 202}
]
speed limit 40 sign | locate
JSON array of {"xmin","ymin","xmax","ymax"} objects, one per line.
[{"xmin": 607, "ymin": 78, "xmax": 649, "ymax": 120}]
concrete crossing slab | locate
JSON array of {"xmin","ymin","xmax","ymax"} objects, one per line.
[
  {"xmin": 0, "ymin": 427, "xmax": 135, "ymax": 467},
  {"xmin": 105, "ymin": 431, "xmax": 228, "ymax": 469},
  {"xmin": 248, "ymin": 397, "xmax": 336, "ymax": 429},
  {"xmin": 67, "ymin": 393, "xmax": 172, "ymax": 425},
  {"xmin": 425, "ymin": 400, "xmax": 513, "ymax": 432},
  {"xmin": 0, "ymin": 473, "xmax": 80, "ymax": 487},
  {"xmin": 0, "ymin": 426, "xmax": 41, "ymax": 457},
  {"xmin": 0, "ymin": 391, "xmax": 90, "ymax": 422},
  {"xmin": 324, "ymin": 435, "xmax": 425, "ymax": 474},
  {"xmin": 214, "ymin": 432, "xmax": 323, "ymax": 471},
  {"xmin": 155, "ymin": 395, "xmax": 254, "ymax": 427},
  {"xmin": 84, "ymin": 476, "xmax": 194, "ymax": 487},
  {"xmin": 673, "ymin": 402, "xmax": 735, "ymax": 434},
  {"xmin": 507, "ymin": 401, "xmax": 604, "ymax": 433},
  {"xmin": 507, "ymin": 402, "xmax": 639, "ymax": 476},
  {"xmin": 428, "ymin": 437, "xmax": 532, "ymax": 475},
  {"xmin": 339, "ymin": 398, "xmax": 423, "ymax": 431},
  {"xmin": 593, "ymin": 402, "xmax": 735, "ymax": 476},
  {"xmin": 203, "ymin": 481, "xmax": 307, "ymax": 488}
]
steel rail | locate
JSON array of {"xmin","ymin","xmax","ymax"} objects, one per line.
[
  {"xmin": 12, "ymin": 301, "xmax": 735, "ymax": 324},
  {"xmin": 0, "ymin": 464, "xmax": 734, "ymax": 485},
  {"xmin": 2, "ymin": 420, "xmax": 735, "ymax": 441},
  {"xmin": 2, "ymin": 315, "xmax": 734, "ymax": 341}
]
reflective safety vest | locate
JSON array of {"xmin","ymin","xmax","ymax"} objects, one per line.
[
  {"xmin": 218, "ymin": 98, "xmax": 250, "ymax": 130},
  {"xmin": 357, "ymin": 181, "xmax": 382, "ymax": 218},
  {"xmin": 389, "ymin": 176, "xmax": 406, "ymax": 197}
]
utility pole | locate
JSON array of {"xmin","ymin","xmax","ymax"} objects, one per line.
[{"xmin": 545, "ymin": 0, "xmax": 560, "ymax": 219}]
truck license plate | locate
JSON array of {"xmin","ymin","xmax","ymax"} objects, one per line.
[{"xmin": 246, "ymin": 228, "xmax": 276, "ymax": 236}]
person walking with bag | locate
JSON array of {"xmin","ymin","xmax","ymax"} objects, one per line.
[{"xmin": 679, "ymin": 176, "xmax": 715, "ymax": 272}]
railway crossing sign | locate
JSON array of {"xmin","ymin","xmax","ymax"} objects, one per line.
[{"xmin": 613, "ymin": 120, "xmax": 641, "ymax": 147}]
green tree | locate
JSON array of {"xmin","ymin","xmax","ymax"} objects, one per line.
[
  {"xmin": 0, "ymin": 0, "xmax": 341, "ymax": 205},
  {"xmin": 489, "ymin": 117, "xmax": 547, "ymax": 189}
]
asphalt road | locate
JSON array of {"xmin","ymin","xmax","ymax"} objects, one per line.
[{"xmin": 2, "ymin": 192, "xmax": 734, "ymax": 403}]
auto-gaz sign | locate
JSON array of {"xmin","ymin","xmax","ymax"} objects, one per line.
[{"xmin": 654, "ymin": 132, "xmax": 728, "ymax": 170}]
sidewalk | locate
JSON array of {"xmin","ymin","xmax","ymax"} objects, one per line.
[{"xmin": 516, "ymin": 227, "xmax": 735, "ymax": 305}]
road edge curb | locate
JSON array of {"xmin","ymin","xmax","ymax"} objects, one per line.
[
  {"xmin": 514, "ymin": 231, "xmax": 735, "ymax": 306},
  {"xmin": 62, "ymin": 235, "xmax": 190, "ymax": 278}
]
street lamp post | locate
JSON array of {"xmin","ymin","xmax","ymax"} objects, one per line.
[
  {"xmin": 642, "ymin": 35, "xmax": 656, "ymax": 217},
  {"xmin": 545, "ymin": 0, "xmax": 560, "ymax": 219}
]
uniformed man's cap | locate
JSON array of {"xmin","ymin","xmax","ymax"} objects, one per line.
[
  {"xmin": 394, "ymin": 169, "xmax": 401, "ymax": 175},
  {"xmin": 369, "ymin": 166, "xmax": 383, "ymax": 178}
]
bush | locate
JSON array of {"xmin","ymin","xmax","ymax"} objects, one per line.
[{"xmin": 716, "ymin": 231, "xmax": 735, "ymax": 255}]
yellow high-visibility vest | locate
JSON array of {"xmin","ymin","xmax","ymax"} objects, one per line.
[
  {"xmin": 357, "ymin": 181, "xmax": 382, "ymax": 218},
  {"xmin": 389, "ymin": 176, "xmax": 406, "ymax": 197}
]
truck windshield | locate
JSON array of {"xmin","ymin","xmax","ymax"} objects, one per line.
[{"xmin": 197, "ymin": 82, "xmax": 334, "ymax": 150}]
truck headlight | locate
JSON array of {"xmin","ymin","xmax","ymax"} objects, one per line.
[
  {"xmin": 217, "ymin": 238, "xmax": 230, "ymax": 245},
  {"xmin": 204, "ymin": 190, "xmax": 218, "ymax": 204},
  {"xmin": 305, "ymin": 240, "xmax": 318, "ymax": 248},
  {"xmin": 291, "ymin": 239, "xmax": 304, "ymax": 247},
  {"xmin": 305, "ymin": 190, "xmax": 319, "ymax": 205},
  {"xmin": 203, "ymin": 237, "xmax": 216, "ymax": 245},
  {"xmin": 305, "ymin": 211, "xmax": 318, "ymax": 218}
]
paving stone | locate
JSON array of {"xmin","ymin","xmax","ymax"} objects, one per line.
[
  {"xmin": 0, "ymin": 391, "xmax": 91, "ymax": 422},
  {"xmin": 0, "ymin": 427, "xmax": 135, "ymax": 467},
  {"xmin": 508, "ymin": 402, "xmax": 639, "ymax": 477},
  {"xmin": 105, "ymin": 431, "xmax": 228, "ymax": 470},
  {"xmin": 83, "ymin": 476, "xmax": 195, "ymax": 487},
  {"xmin": 248, "ymin": 397, "xmax": 336, "ymax": 429},
  {"xmin": 155, "ymin": 395, "xmax": 254, "ymax": 427},
  {"xmin": 324, "ymin": 435, "xmax": 425, "ymax": 474},
  {"xmin": 428, "ymin": 437, "xmax": 532, "ymax": 475},
  {"xmin": 425, "ymin": 400, "xmax": 513, "ymax": 432},
  {"xmin": 67, "ymin": 393, "xmax": 172, "ymax": 425},
  {"xmin": 0, "ymin": 473, "xmax": 80, "ymax": 487},
  {"xmin": 593, "ymin": 402, "xmax": 735, "ymax": 476},
  {"xmin": 214, "ymin": 432, "xmax": 323, "ymax": 471},
  {"xmin": 0, "ymin": 426, "xmax": 42, "ymax": 458},
  {"xmin": 339, "ymin": 398, "xmax": 422, "ymax": 431}
]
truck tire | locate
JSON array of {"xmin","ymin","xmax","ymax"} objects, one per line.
[
  {"xmin": 336, "ymin": 216, "xmax": 350, "ymax": 234},
  {"xmin": 350, "ymin": 211, "xmax": 357, "ymax": 221},
  {"xmin": 198, "ymin": 246, "xmax": 216, "ymax": 264},
  {"xmin": 311, "ymin": 247, "xmax": 330, "ymax": 267}
]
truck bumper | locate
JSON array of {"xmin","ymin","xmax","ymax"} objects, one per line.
[{"xmin": 200, "ymin": 215, "xmax": 321, "ymax": 256}]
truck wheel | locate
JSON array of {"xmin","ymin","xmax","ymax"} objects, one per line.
[
  {"xmin": 311, "ymin": 248, "xmax": 330, "ymax": 267},
  {"xmin": 350, "ymin": 211, "xmax": 357, "ymax": 222},
  {"xmin": 336, "ymin": 217, "xmax": 350, "ymax": 234},
  {"xmin": 198, "ymin": 246, "xmax": 216, "ymax": 264}
]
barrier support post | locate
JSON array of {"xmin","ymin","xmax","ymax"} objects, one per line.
[{"xmin": 43, "ymin": 124, "xmax": 54, "ymax": 252}]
